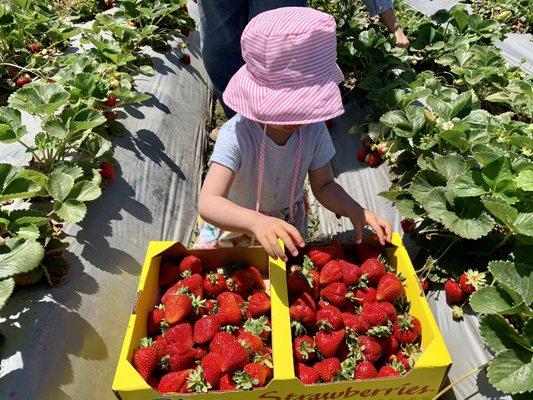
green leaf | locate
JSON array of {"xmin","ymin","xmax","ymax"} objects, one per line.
[
  {"xmin": 0, "ymin": 238, "xmax": 45, "ymax": 279},
  {"xmin": 439, "ymin": 208, "xmax": 494, "ymax": 239},
  {"xmin": 405, "ymin": 105, "xmax": 426, "ymax": 132},
  {"xmin": 427, "ymin": 95, "xmax": 450, "ymax": 119},
  {"xmin": 0, "ymin": 107, "xmax": 26, "ymax": 143},
  {"xmin": 450, "ymin": 171, "xmax": 489, "ymax": 197},
  {"xmin": 483, "ymin": 158, "xmax": 514, "ymax": 191},
  {"xmin": 524, "ymin": 319, "xmax": 533, "ymax": 345},
  {"xmin": 68, "ymin": 181, "xmax": 101, "ymax": 202},
  {"xmin": 472, "ymin": 144, "xmax": 506, "ymax": 166},
  {"xmin": 46, "ymin": 171, "xmax": 74, "ymax": 202},
  {"xmin": 462, "ymin": 109, "xmax": 491, "ymax": 126},
  {"xmin": 42, "ymin": 119, "xmax": 68, "ymax": 139},
  {"xmin": 8, "ymin": 83, "xmax": 70, "ymax": 116},
  {"xmin": 470, "ymin": 286, "xmax": 523, "ymax": 315},
  {"xmin": 516, "ymin": 170, "xmax": 533, "ymax": 192},
  {"xmin": 439, "ymin": 128, "xmax": 469, "ymax": 152},
  {"xmin": 70, "ymin": 108, "xmax": 106, "ymax": 133},
  {"xmin": 482, "ymin": 196, "xmax": 518, "ymax": 230},
  {"xmin": 434, "ymin": 155, "xmax": 466, "ymax": 181},
  {"xmin": 55, "ymin": 199, "xmax": 87, "ymax": 223},
  {"xmin": 0, "ymin": 164, "xmax": 46, "ymax": 201},
  {"xmin": 15, "ymin": 224, "xmax": 40, "ymax": 240},
  {"xmin": 489, "ymin": 261, "xmax": 533, "ymax": 306},
  {"xmin": 480, "ymin": 314, "xmax": 531, "ymax": 354},
  {"xmin": 0, "ymin": 278, "xmax": 15, "ymax": 311},
  {"xmin": 449, "ymin": 91, "xmax": 472, "ymax": 119},
  {"xmin": 410, "ymin": 170, "xmax": 447, "ymax": 204},
  {"xmin": 487, "ymin": 348, "xmax": 533, "ymax": 395},
  {"xmin": 515, "ymin": 214, "xmax": 533, "ymax": 237}
]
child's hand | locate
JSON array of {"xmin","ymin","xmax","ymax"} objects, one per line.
[
  {"xmin": 349, "ymin": 208, "xmax": 392, "ymax": 246},
  {"xmin": 251, "ymin": 215, "xmax": 305, "ymax": 261}
]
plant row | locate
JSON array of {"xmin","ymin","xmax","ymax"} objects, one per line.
[
  {"xmin": 0, "ymin": 0, "xmax": 194, "ymax": 312},
  {"xmin": 311, "ymin": 0, "xmax": 532, "ymax": 396}
]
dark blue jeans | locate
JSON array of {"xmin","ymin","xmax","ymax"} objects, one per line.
[{"xmin": 198, "ymin": 0, "xmax": 308, "ymax": 118}]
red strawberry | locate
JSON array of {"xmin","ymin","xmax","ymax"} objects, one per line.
[
  {"xmin": 401, "ymin": 218, "xmax": 416, "ymax": 234},
  {"xmin": 220, "ymin": 341, "xmax": 250, "ymax": 373},
  {"xmin": 99, "ymin": 162, "xmax": 116, "ymax": 181},
  {"xmin": 320, "ymin": 282, "xmax": 348, "ymax": 308},
  {"xmin": 306, "ymin": 246, "xmax": 336, "ymax": 268},
  {"xmin": 217, "ymin": 294, "xmax": 243, "ymax": 325},
  {"xmin": 289, "ymin": 292, "xmax": 317, "ymax": 331},
  {"xmin": 181, "ymin": 53, "xmax": 191, "ymax": 64},
  {"xmin": 243, "ymin": 363, "xmax": 271, "ymax": 387},
  {"xmin": 293, "ymin": 335, "xmax": 316, "ymax": 362},
  {"xmin": 147, "ymin": 376, "xmax": 159, "ymax": 388},
  {"xmin": 247, "ymin": 266, "xmax": 266, "ymax": 290},
  {"xmin": 459, "ymin": 270, "xmax": 485, "ymax": 294},
  {"xmin": 154, "ymin": 335, "xmax": 168, "ymax": 358},
  {"xmin": 166, "ymin": 342, "xmax": 196, "ymax": 371},
  {"xmin": 203, "ymin": 270, "xmax": 226, "ymax": 297},
  {"xmin": 295, "ymin": 362, "xmax": 320, "ymax": 384},
  {"xmin": 106, "ymin": 94, "xmax": 117, "ymax": 107},
  {"xmin": 163, "ymin": 290, "xmax": 192, "ymax": 324},
  {"xmin": 378, "ymin": 364, "xmax": 402, "ymax": 377},
  {"xmin": 13, "ymin": 75, "xmax": 31, "ymax": 87},
  {"xmin": 217, "ymin": 291, "xmax": 245, "ymax": 307},
  {"xmin": 356, "ymin": 242, "xmax": 381, "ymax": 262},
  {"xmin": 237, "ymin": 332, "xmax": 263, "ymax": 354},
  {"xmin": 316, "ymin": 305, "xmax": 344, "ymax": 331},
  {"xmin": 444, "ymin": 280, "xmax": 466, "ymax": 305},
  {"xmin": 361, "ymin": 302, "xmax": 388, "ymax": 327},
  {"xmin": 352, "ymin": 287, "xmax": 378, "ymax": 305},
  {"xmin": 227, "ymin": 269, "xmax": 254, "ymax": 295},
  {"xmin": 201, "ymin": 352, "xmax": 224, "ymax": 387},
  {"xmin": 179, "ymin": 255, "xmax": 203, "ymax": 275},
  {"xmin": 316, "ymin": 329, "xmax": 345, "ymax": 358},
  {"xmin": 367, "ymin": 153, "xmax": 381, "ymax": 167},
  {"xmin": 209, "ymin": 331, "xmax": 236, "ymax": 353},
  {"xmin": 27, "ymin": 42, "xmax": 41, "ymax": 53},
  {"xmin": 320, "ymin": 260, "xmax": 342, "ymax": 286},
  {"xmin": 377, "ymin": 301, "xmax": 397, "ymax": 322},
  {"xmin": 205, "ymin": 299, "xmax": 218, "ymax": 314},
  {"xmin": 132, "ymin": 338, "xmax": 159, "ymax": 380},
  {"xmin": 342, "ymin": 312, "xmax": 369, "ymax": 335},
  {"xmin": 361, "ymin": 258, "xmax": 385, "ymax": 284},
  {"xmin": 157, "ymin": 370, "xmax": 192, "ymax": 394},
  {"xmin": 195, "ymin": 346, "xmax": 207, "ymax": 360},
  {"xmin": 147, "ymin": 304, "xmax": 165, "ymax": 335},
  {"xmin": 7, "ymin": 66, "xmax": 18, "ymax": 76},
  {"xmin": 376, "ymin": 273, "xmax": 404, "ymax": 302},
  {"xmin": 315, "ymin": 358, "xmax": 341, "ymax": 382},
  {"xmin": 357, "ymin": 336, "xmax": 382, "ymax": 363},
  {"xmin": 355, "ymin": 361, "xmax": 378, "ymax": 379},
  {"xmin": 243, "ymin": 316, "xmax": 271, "ymax": 341},
  {"xmin": 340, "ymin": 260, "xmax": 361, "ymax": 287},
  {"xmin": 378, "ymin": 335, "xmax": 399, "ymax": 359},
  {"xmin": 219, "ymin": 373, "xmax": 237, "ymax": 391},
  {"xmin": 356, "ymin": 148, "xmax": 367, "ymax": 162},
  {"xmin": 393, "ymin": 314, "xmax": 421, "ymax": 344},
  {"xmin": 420, "ymin": 279, "xmax": 429, "ymax": 294},
  {"xmin": 168, "ymin": 273, "xmax": 203, "ymax": 299},
  {"xmin": 103, "ymin": 0, "xmax": 114, "ymax": 9},
  {"xmin": 193, "ymin": 315, "xmax": 221, "ymax": 344},
  {"xmin": 247, "ymin": 291, "xmax": 270, "ymax": 318},
  {"xmin": 288, "ymin": 268, "xmax": 313, "ymax": 296},
  {"xmin": 164, "ymin": 322, "xmax": 193, "ymax": 346},
  {"xmin": 159, "ymin": 260, "xmax": 180, "ymax": 288}
]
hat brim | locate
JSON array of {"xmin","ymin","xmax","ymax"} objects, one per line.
[{"xmin": 223, "ymin": 65, "xmax": 345, "ymax": 125}]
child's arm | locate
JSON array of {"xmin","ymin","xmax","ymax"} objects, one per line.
[
  {"xmin": 198, "ymin": 163, "xmax": 305, "ymax": 261},
  {"xmin": 309, "ymin": 162, "xmax": 392, "ymax": 245}
]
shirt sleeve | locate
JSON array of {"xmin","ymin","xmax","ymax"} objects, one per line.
[
  {"xmin": 209, "ymin": 122, "xmax": 242, "ymax": 172},
  {"xmin": 363, "ymin": 0, "xmax": 393, "ymax": 17},
  {"xmin": 309, "ymin": 123, "xmax": 336, "ymax": 171}
]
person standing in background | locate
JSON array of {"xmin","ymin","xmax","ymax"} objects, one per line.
[{"xmin": 198, "ymin": 0, "xmax": 410, "ymax": 119}]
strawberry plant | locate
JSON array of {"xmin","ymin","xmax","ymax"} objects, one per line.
[{"xmin": 462, "ymin": 0, "xmax": 532, "ymax": 33}]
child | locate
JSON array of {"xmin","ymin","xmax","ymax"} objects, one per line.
[{"xmin": 196, "ymin": 7, "xmax": 392, "ymax": 261}]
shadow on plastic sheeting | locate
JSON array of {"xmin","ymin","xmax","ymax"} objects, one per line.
[
  {"xmin": 73, "ymin": 173, "xmax": 150, "ymax": 276},
  {"xmin": 116, "ymin": 129, "xmax": 186, "ymax": 180},
  {"xmin": 0, "ymin": 287, "xmax": 108, "ymax": 400}
]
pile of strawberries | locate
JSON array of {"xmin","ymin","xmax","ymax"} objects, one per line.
[
  {"xmin": 288, "ymin": 239, "xmax": 422, "ymax": 383},
  {"xmin": 132, "ymin": 255, "xmax": 273, "ymax": 394},
  {"xmin": 356, "ymin": 137, "xmax": 387, "ymax": 168}
]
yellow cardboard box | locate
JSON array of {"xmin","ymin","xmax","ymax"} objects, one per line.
[{"xmin": 112, "ymin": 233, "xmax": 452, "ymax": 400}]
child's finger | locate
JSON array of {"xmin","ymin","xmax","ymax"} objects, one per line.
[
  {"xmin": 268, "ymin": 232, "xmax": 288, "ymax": 262},
  {"xmin": 259, "ymin": 235, "xmax": 277, "ymax": 260},
  {"xmin": 381, "ymin": 219, "xmax": 392, "ymax": 242},
  {"xmin": 368, "ymin": 220, "xmax": 385, "ymax": 246},
  {"xmin": 285, "ymin": 223, "xmax": 305, "ymax": 248},
  {"xmin": 276, "ymin": 229, "xmax": 298, "ymax": 257}
]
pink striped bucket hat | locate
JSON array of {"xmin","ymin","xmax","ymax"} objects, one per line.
[{"xmin": 223, "ymin": 7, "xmax": 345, "ymax": 125}]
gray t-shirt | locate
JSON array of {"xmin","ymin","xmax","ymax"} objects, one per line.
[{"xmin": 210, "ymin": 114, "xmax": 336, "ymax": 213}]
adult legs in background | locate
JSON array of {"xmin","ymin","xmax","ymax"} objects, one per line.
[{"xmin": 198, "ymin": 0, "xmax": 308, "ymax": 118}]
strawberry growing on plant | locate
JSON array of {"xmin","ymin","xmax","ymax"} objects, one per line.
[
  {"xmin": 181, "ymin": 54, "xmax": 191, "ymax": 65},
  {"xmin": 356, "ymin": 148, "xmax": 367, "ymax": 162},
  {"xmin": 27, "ymin": 42, "xmax": 41, "ymax": 53},
  {"xmin": 15, "ymin": 75, "xmax": 31, "ymax": 87},
  {"xmin": 444, "ymin": 279, "xmax": 466, "ymax": 305},
  {"xmin": 106, "ymin": 94, "xmax": 117, "ymax": 107},
  {"xmin": 459, "ymin": 269, "xmax": 486, "ymax": 294}
]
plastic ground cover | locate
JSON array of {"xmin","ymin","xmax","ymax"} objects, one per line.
[{"xmin": 0, "ymin": 2, "xmax": 210, "ymax": 399}]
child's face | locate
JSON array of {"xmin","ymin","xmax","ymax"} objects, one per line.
[{"xmin": 270, "ymin": 124, "xmax": 306, "ymax": 133}]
